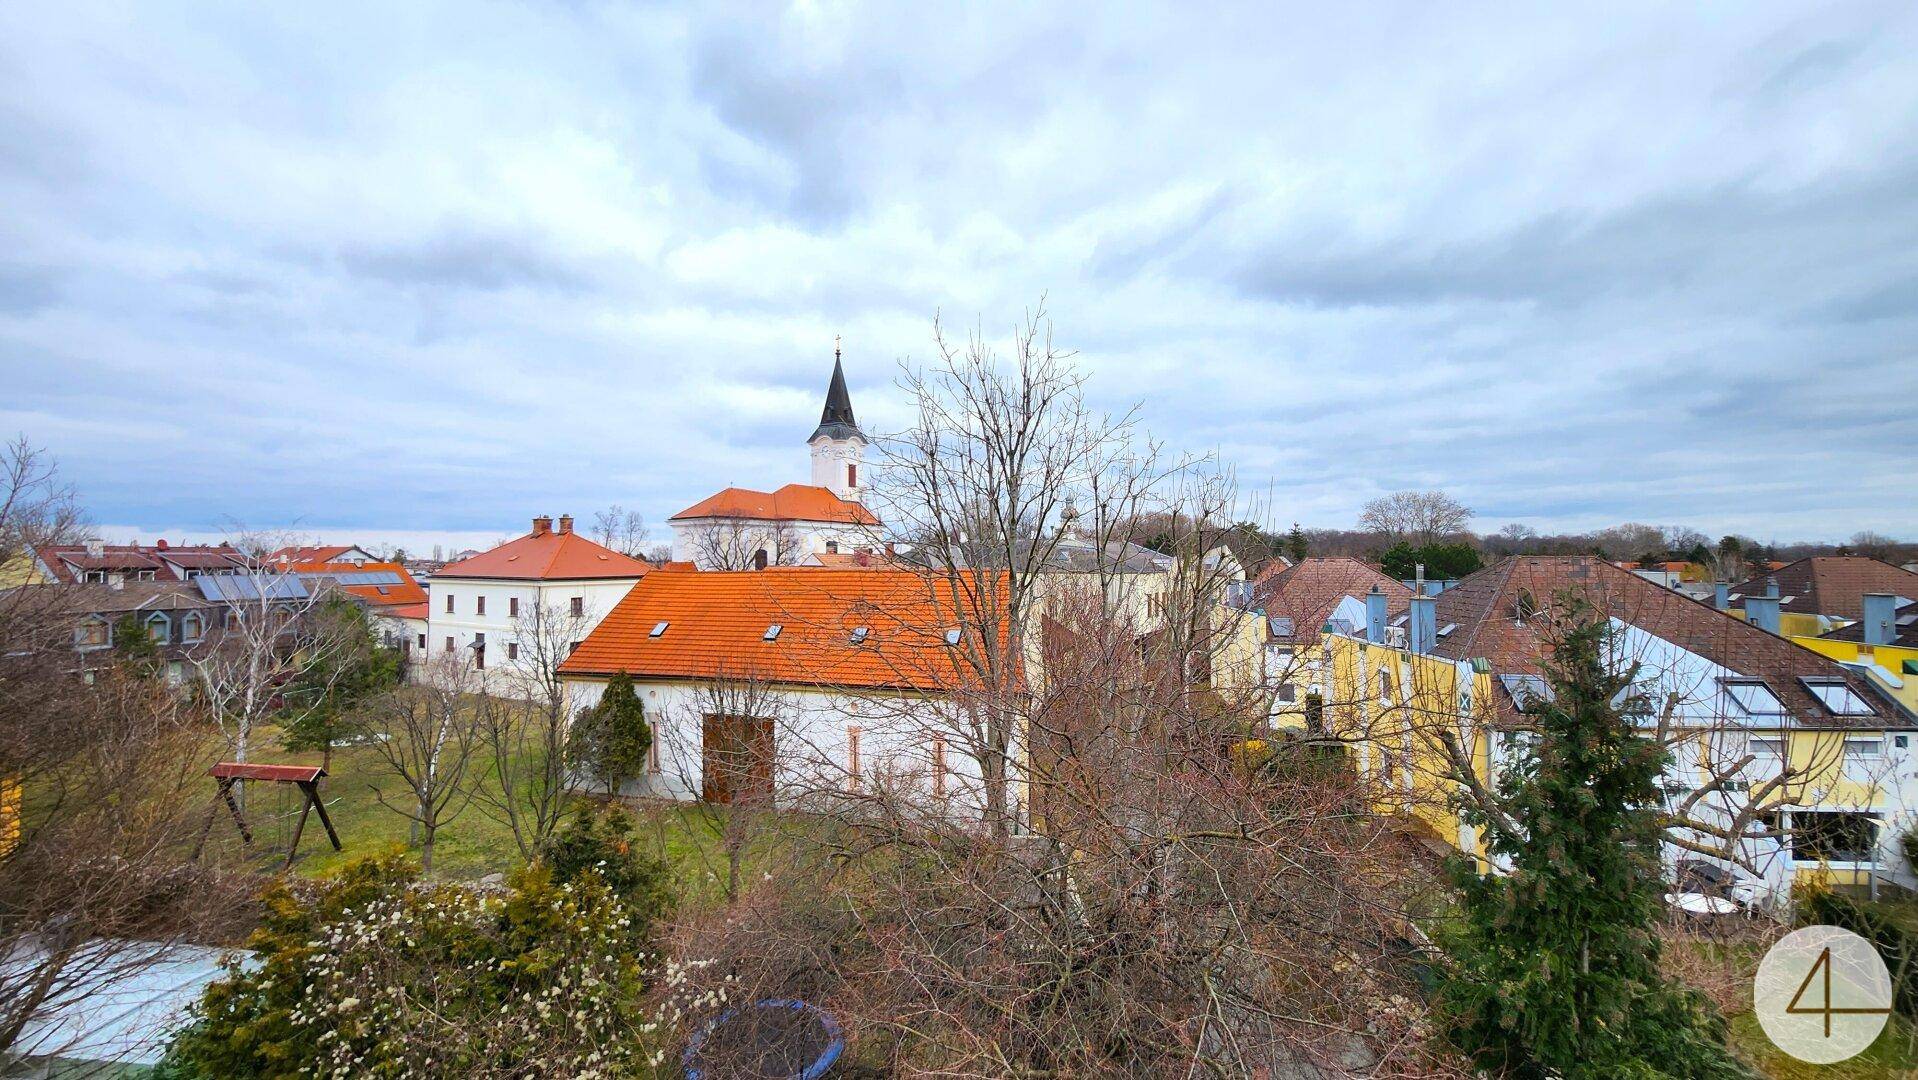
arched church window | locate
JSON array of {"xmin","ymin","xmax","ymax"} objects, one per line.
[{"xmin": 753, "ymin": 548, "xmax": 769, "ymax": 571}]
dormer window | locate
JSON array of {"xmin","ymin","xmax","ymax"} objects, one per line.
[
  {"xmin": 76, "ymin": 616, "xmax": 110, "ymax": 650},
  {"xmin": 181, "ymin": 612, "xmax": 206, "ymax": 644},
  {"xmin": 144, "ymin": 611, "xmax": 171, "ymax": 644},
  {"xmin": 649, "ymin": 621, "xmax": 669, "ymax": 638}
]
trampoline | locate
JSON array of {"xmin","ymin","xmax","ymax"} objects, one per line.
[{"xmin": 683, "ymin": 998, "xmax": 844, "ymax": 1079}]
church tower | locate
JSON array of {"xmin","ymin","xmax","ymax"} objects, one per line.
[{"xmin": 809, "ymin": 342, "xmax": 867, "ymax": 502}]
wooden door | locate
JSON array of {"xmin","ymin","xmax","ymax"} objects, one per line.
[{"xmin": 702, "ymin": 714, "xmax": 774, "ymax": 805}]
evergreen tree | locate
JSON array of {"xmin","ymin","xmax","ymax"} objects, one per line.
[
  {"xmin": 1284, "ymin": 522, "xmax": 1308, "ymax": 563},
  {"xmin": 111, "ymin": 614, "xmax": 160, "ymax": 673},
  {"xmin": 280, "ymin": 596, "xmax": 402, "ymax": 768},
  {"xmin": 566, "ymin": 671, "xmax": 653, "ymax": 796},
  {"xmin": 1438, "ymin": 597, "xmax": 1753, "ymax": 1079}
]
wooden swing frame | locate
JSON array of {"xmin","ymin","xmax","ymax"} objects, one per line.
[{"xmin": 200, "ymin": 762, "xmax": 342, "ymax": 869}]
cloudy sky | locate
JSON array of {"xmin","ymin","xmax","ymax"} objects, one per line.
[{"xmin": 3, "ymin": 3, "xmax": 1915, "ymax": 551}]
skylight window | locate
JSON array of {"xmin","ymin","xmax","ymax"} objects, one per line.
[
  {"xmin": 764, "ymin": 624, "xmax": 783, "ymax": 641},
  {"xmin": 1720, "ymin": 678, "xmax": 1787, "ymax": 718},
  {"xmin": 649, "ymin": 621, "xmax": 669, "ymax": 638},
  {"xmin": 1390, "ymin": 614, "xmax": 1409, "ymax": 628},
  {"xmin": 849, "ymin": 626, "xmax": 868, "ymax": 645},
  {"xmin": 1437, "ymin": 622, "xmax": 1458, "ymax": 638},
  {"xmin": 943, "ymin": 628, "xmax": 963, "ymax": 646},
  {"xmin": 1801, "ymin": 677, "xmax": 1874, "ymax": 716},
  {"xmin": 1498, "ymin": 673, "xmax": 1555, "ymax": 709}
]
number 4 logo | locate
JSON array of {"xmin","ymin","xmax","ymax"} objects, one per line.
[{"xmin": 1786, "ymin": 945, "xmax": 1893, "ymax": 1038}]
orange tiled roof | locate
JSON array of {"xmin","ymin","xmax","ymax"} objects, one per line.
[
  {"xmin": 271, "ymin": 544, "xmax": 359, "ymax": 564},
  {"xmin": 436, "ymin": 528, "xmax": 653, "ymax": 581},
  {"xmin": 560, "ymin": 568, "xmax": 1003, "ymax": 692},
  {"xmin": 290, "ymin": 561, "xmax": 428, "ymax": 607},
  {"xmin": 385, "ymin": 601, "xmax": 430, "ymax": 621},
  {"xmin": 670, "ymin": 483, "xmax": 880, "ymax": 526}
]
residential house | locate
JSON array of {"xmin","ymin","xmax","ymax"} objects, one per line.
[
  {"xmin": 283, "ymin": 560, "xmax": 430, "ymax": 654},
  {"xmin": 1726, "ymin": 556, "xmax": 1918, "ymax": 638},
  {"xmin": 56, "ymin": 581, "xmax": 225, "ymax": 685},
  {"xmin": 558, "ymin": 567, "xmax": 993, "ymax": 809},
  {"xmin": 34, "ymin": 539, "xmax": 243, "ymax": 584},
  {"xmin": 1797, "ymin": 594, "xmax": 1918, "ymax": 714},
  {"xmin": 1261, "ymin": 555, "xmax": 1914, "ymax": 901},
  {"xmin": 670, "ymin": 351, "xmax": 882, "ymax": 568},
  {"xmin": 427, "ymin": 515, "xmax": 652, "ymax": 685},
  {"xmin": 269, "ymin": 543, "xmax": 378, "ymax": 565}
]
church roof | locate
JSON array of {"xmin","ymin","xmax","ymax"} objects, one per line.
[
  {"xmin": 809, "ymin": 353, "xmax": 863, "ymax": 443},
  {"xmin": 670, "ymin": 484, "xmax": 880, "ymax": 526}
]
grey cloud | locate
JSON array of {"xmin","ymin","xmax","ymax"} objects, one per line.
[{"xmin": 335, "ymin": 229, "xmax": 590, "ymax": 293}]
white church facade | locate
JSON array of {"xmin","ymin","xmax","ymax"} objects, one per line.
[{"xmin": 669, "ymin": 351, "xmax": 884, "ymax": 569}]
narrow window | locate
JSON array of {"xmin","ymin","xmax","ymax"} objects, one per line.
[
  {"xmin": 753, "ymin": 549, "xmax": 769, "ymax": 571},
  {"xmin": 473, "ymin": 632, "xmax": 485, "ymax": 669},
  {"xmin": 476, "ymin": 596, "xmax": 486, "ymax": 616},
  {"xmin": 507, "ymin": 642, "xmax": 519, "ymax": 661},
  {"xmin": 931, "ymin": 734, "xmax": 946, "ymax": 796},
  {"xmin": 445, "ymin": 593, "xmax": 455, "ymax": 614},
  {"xmin": 509, "ymin": 597, "xmax": 519, "ymax": 618},
  {"xmin": 417, "ymin": 633, "xmax": 426, "ymax": 649},
  {"xmin": 444, "ymin": 636, "xmax": 454, "ymax": 652},
  {"xmin": 848, "ymin": 725, "xmax": 862, "ymax": 786},
  {"xmin": 847, "ymin": 463, "xmax": 857, "ymax": 488},
  {"xmin": 570, "ymin": 596, "xmax": 584, "ymax": 617}
]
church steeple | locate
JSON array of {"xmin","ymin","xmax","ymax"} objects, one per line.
[
  {"xmin": 809, "ymin": 340, "xmax": 868, "ymax": 501},
  {"xmin": 809, "ymin": 339, "xmax": 863, "ymax": 444}
]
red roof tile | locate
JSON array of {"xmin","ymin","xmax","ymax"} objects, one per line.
[
  {"xmin": 1433, "ymin": 556, "xmax": 1903, "ymax": 726},
  {"xmin": 670, "ymin": 484, "xmax": 880, "ymax": 526},
  {"xmin": 560, "ymin": 568, "xmax": 1002, "ymax": 692},
  {"xmin": 1253, "ymin": 557, "xmax": 1414, "ymax": 641},
  {"xmin": 1730, "ymin": 557, "xmax": 1918, "ymax": 620},
  {"xmin": 436, "ymin": 528, "xmax": 653, "ymax": 581},
  {"xmin": 289, "ymin": 561, "xmax": 428, "ymax": 607}
]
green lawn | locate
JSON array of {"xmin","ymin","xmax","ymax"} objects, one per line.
[
  {"xmin": 238, "ymin": 723, "xmax": 776, "ymax": 904},
  {"xmin": 1728, "ymin": 1011, "xmax": 1918, "ymax": 1078}
]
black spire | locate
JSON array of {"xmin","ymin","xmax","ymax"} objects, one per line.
[{"xmin": 809, "ymin": 342, "xmax": 863, "ymax": 443}]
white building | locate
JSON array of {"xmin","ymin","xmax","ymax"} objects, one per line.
[
  {"xmin": 426, "ymin": 514, "xmax": 653, "ymax": 689},
  {"xmin": 558, "ymin": 567, "xmax": 992, "ymax": 812},
  {"xmin": 669, "ymin": 350, "xmax": 883, "ymax": 569}
]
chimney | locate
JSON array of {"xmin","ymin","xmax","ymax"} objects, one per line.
[
  {"xmin": 1364, "ymin": 584, "xmax": 1388, "ymax": 644},
  {"xmin": 85, "ymin": 538, "xmax": 104, "ymax": 558},
  {"xmin": 1744, "ymin": 577, "xmax": 1782, "ymax": 636},
  {"xmin": 531, "ymin": 515, "xmax": 553, "ymax": 536},
  {"xmin": 1409, "ymin": 592, "xmax": 1438, "ymax": 654},
  {"xmin": 155, "ymin": 538, "xmax": 168, "ymax": 549},
  {"xmin": 1713, "ymin": 582, "xmax": 1730, "ymax": 611},
  {"xmin": 1862, "ymin": 593, "xmax": 1897, "ymax": 647},
  {"xmin": 557, "ymin": 514, "xmax": 573, "ymax": 535}
]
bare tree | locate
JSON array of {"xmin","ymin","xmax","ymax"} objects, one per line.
[
  {"xmin": 0, "ymin": 666, "xmax": 253, "ymax": 1066},
  {"xmin": 660, "ymin": 668, "xmax": 791, "ymax": 904},
  {"xmin": 591, "ymin": 504, "xmax": 649, "ymax": 556},
  {"xmin": 1357, "ymin": 489, "xmax": 1473, "ymax": 546},
  {"xmin": 190, "ymin": 531, "xmax": 357, "ymax": 783},
  {"xmin": 471, "ymin": 600, "xmax": 597, "ymax": 859},
  {"xmin": 1847, "ymin": 530, "xmax": 1898, "ymax": 560},
  {"xmin": 686, "ymin": 518, "xmax": 803, "ymax": 570},
  {"xmin": 365, "ymin": 651, "xmax": 486, "ymax": 873}
]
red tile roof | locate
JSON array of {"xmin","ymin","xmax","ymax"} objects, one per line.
[
  {"xmin": 670, "ymin": 484, "xmax": 880, "ymax": 526},
  {"xmin": 436, "ymin": 527, "xmax": 653, "ymax": 581},
  {"xmin": 385, "ymin": 601, "xmax": 430, "ymax": 621},
  {"xmin": 1433, "ymin": 556, "xmax": 1903, "ymax": 726},
  {"xmin": 35, "ymin": 542, "xmax": 242, "ymax": 583},
  {"xmin": 560, "ymin": 568, "xmax": 1002, "ymax": 692},
  {"xmin": 1729, "ymin": 557, "xmax": 1918, "ymax": 620},
  {"xmin": 290, "ymin": 561, "xmax": 428, "ymax": 607},
  {"xmin": 270, "ymin": 544, "xmax": 359, "ymax": 564},
  {"xmin": 1252, "ymin": 557, "xmax": 1414, "ymax": 641}
]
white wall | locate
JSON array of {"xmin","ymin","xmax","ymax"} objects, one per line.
[
  {"xmin": 809, "ymin": 435, "xmax": 866, "ymax": 500},
  {"xmin": 425, "ymin": 577, "xmax": 641, "ymax": 691},
  {"xmin": 563, "ymin": 676, "xmax": 986, "ymax": 814},
  {"xmin": 668, "ymin": 517, "xmax": 880, "ymax": 568}
]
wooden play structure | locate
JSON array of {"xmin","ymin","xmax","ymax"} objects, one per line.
[{"xmin": 200, "ymin": 762, "xmax": 342, "ymax": 869}]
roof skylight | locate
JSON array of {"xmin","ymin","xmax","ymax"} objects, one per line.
[
  {"xmin": 1720, "ymin": 678, "xmax": 1787, "ymax": 718},
  {"xmin": 943, "ymin": 628, "xmax": 963, "ymax": 646},
  {"xmin": 1800, "ymin": 677, "xmax": 1875, "ymax": 716},
  {"xmin": 764, "ymin": 624, "xmax": 783, "ymax": 641},
  {"xmin": 849, "ymin": 626, "xmax": 870, "ymax": 645},
  {"xmin": 649, "ymin": 621, "xmax": 669, "ymax": 638}
]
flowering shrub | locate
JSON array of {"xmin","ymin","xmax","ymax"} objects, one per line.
[{"xmin": 161, "ymin": 852, "xmax": 668, "ymax": 1078}]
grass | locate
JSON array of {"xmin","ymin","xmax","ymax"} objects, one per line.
[{"xmin": 1727, "ymin": 1010, "xmax": 1918, "ymax": 1078}]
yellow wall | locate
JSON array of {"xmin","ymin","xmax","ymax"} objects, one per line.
[{"xmin": 1791, "ymin": 634, "xmax": 1918, "ymax": 714}]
